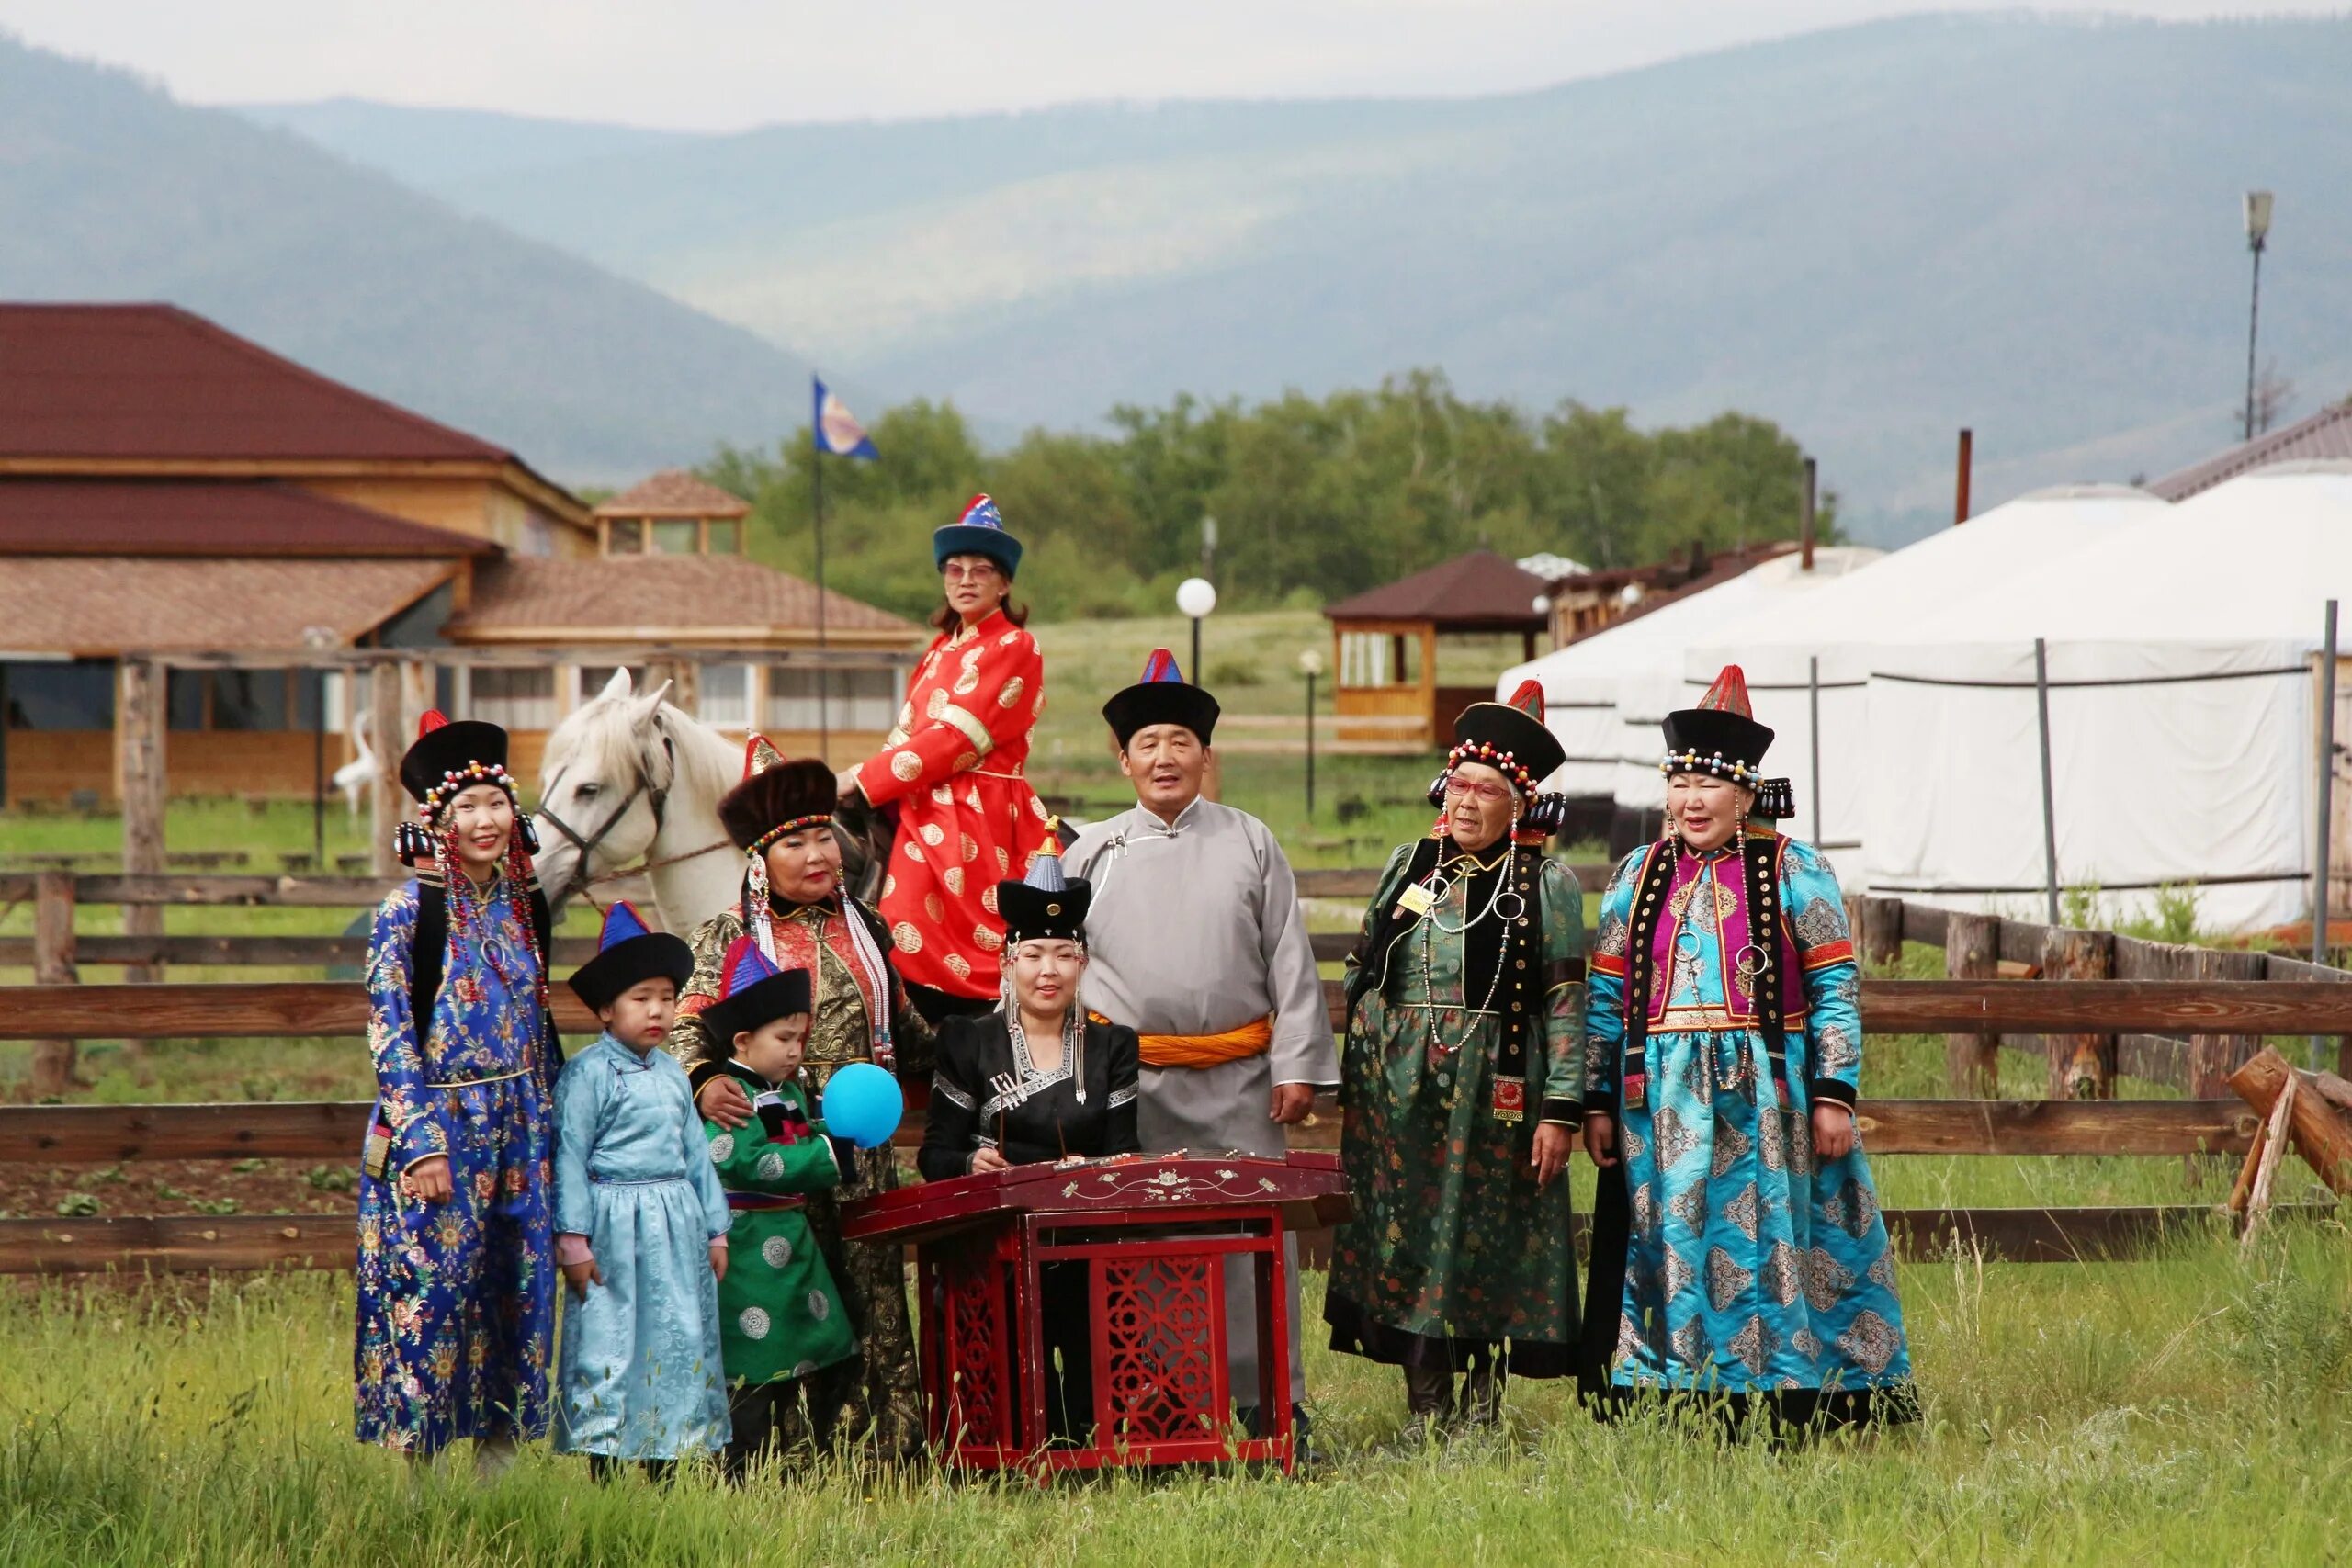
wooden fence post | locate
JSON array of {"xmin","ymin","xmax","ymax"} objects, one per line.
[
  {"xmin": 2188, "ymin": 947, "xmax": 2269, "ymax": 1098},
  {"xmin": 1860, "ymin": 896, "xmax": 1905, "ymax": 969},
  {"xmin": 2043, "ymin": 927, "xmax": 2118, "ymax": 1099},
  {"xmin": 117, "ymin": 659, "xmax": 165, "ymax": 992},
  {"xmin": 28, "ymin": 871, "xmax": 78, "ymax": 1097},
  {"xmin": 368, "ymin": 660, "xmax": 405, "ymax": 878},
  {"xmin": 1945, "ymin": 911, "xmax": 1999, "ymax": 1096}
]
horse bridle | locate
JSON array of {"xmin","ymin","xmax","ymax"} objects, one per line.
[{"xmin": 537, "ymin": 728, "xmax": 729, "ymax": 909}]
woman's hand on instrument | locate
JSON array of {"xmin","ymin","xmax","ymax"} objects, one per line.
[
  {"xmin": 1582, "ymin": 1112, "xmax": 1619, "ymax": 1168},
  {"xmin": 1531, "ymin": 1123, "xmax": 1572, "ymax": 1189},
  {"xmin": 401, "ymin": 1155, "xmax": 453, "ymax": 1202},
  {"xmin": 969, "ymin": 1146, "xmax": 1011, "ymax": 1174},
  {"xmin": 1268, "ymin": 1083, "xmax": 1314, "ymax": 1126},
  {"xmin": 1812, "ymin": 1101, "xmax": 1857, "ymax": 1160},
  {"xmin": 561, "ymin": 1257, "xmax": 603, "ymax": 1298},
  {"xmin": 708, "ymin": 1241, "xmax": 729, "ymax": 1282},
  {"xmin": 697, "ymin": 1075, "xmax": 753, "ymax": 1130}
]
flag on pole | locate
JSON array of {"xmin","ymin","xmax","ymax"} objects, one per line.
[{"xmin": 813, "ymin": 377, "xmax": 879, "ymax": 460}]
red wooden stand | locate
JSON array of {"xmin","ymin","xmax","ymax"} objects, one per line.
[{"xmin": 842, "ymin": 1152, "xmax": 1349, "ymax": 1474}]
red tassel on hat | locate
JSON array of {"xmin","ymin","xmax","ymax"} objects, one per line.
[
  {"xmin": 1697, "ymin": 665, "xmax": 1754, "ymax": 718},
  {"xmin": 416, "ymin": 709, "xmax": 448, "ymax": 739},
  {"xmin": 741, "ymin": 733, "xmax": 784, "ymax": 780},
  {"xmin": 1503, "ymin": 677, "xmax": 1545, "ymax": 723}
]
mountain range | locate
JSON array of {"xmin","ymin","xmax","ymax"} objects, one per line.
[
  {"xmin": 8, "ymin": 17, "xmax": 2351, "ymax": 536},
  {"xmin": 0, "ymin": 36, "xmax": 809, "ymax": 482}
]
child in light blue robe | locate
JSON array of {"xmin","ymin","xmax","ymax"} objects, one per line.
[{"xmin": 553, "ymin": 904, "xmax": 733, "ymax": 1476}]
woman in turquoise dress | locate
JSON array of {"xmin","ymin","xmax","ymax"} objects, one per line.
[
  {"xmin": 1577, "ymin": 666, "xmax": 1916, "ymax": 1430},
  {"xmin": 355, "ymin": 713, "xmax": 560, "ymax": 1467},
  {"xmin": 1326, "ymin": 681, "xmax": 1587, "ymax": 1439}
]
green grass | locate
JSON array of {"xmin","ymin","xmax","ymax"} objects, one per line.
[{"xmin": 3, "ymin": 1237, "xmax": 2348, "ymax": 1565}]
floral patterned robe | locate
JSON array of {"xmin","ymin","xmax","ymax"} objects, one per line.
[
  {"xmin": 667, "ymin": 893, "xmax": 935, "ymax": 1458},
  {"xmin": 355, "ymin": 875, "xmax": 557, "ymax": 1453},
  {"xmin": 1327, "ymin": 845, "xmax": 1586, "ymax": 1374},
  {"xmin": 854, "ymin": 606, "xmax": 1049, "ymax": 1000},
  {"xmin": 1582, "ymin": 831, "xmax": 1915, "ymax": 1422}
]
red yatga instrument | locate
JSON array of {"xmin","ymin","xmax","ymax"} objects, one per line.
[{"xmin": 843, "ymin": 1152, "xmax": 1350, "ymax": 1475}]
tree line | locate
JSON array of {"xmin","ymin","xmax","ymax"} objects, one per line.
[{"xmin": 702, "ymin": 369, "xmax": 1838, "ymax": 623}]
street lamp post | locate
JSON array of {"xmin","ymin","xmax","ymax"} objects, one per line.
[
  {"xmin": 1176, "ymin": 577, "xmax": 1217, "ymax": 683},
  {"xmin": 1297, "ymin": 648, "xmax": 1324, "ymax": 819},
  {"xmin": 2244, "ymin": 189, "xmax": 2274, "ymax": 442}
]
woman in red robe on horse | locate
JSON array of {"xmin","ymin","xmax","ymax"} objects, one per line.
[{"xmin": 837, "ymin": 494, "xmax": 1050, "ymax": 1025}]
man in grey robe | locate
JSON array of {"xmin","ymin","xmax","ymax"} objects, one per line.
[{"xmin": 1067, "ymin": 649, "xmax": 1340, "ymax": 1440}]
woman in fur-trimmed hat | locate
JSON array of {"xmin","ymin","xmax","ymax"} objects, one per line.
[{"xmin": 662, "ymin": 736, "xmax": 936, "ymax": 1461}]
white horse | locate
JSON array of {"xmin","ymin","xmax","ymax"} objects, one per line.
[{"xmin": 532, "ymin": 670, "xmax": 745, "ymax": 933}]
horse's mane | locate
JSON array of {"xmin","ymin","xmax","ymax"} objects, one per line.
[{"xmin": 542, "ymin": 690, "xmax": 740, "ymax": 808}]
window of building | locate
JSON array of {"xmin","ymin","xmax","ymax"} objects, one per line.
[
  {"xmin": 605, "ymin": 518, "xmax": 644, "ymax": 556},
  {"xmin": 651, "ymin": 520, "xmax": 699, "ymax": 556},
  {"xmin": 211, "ymin": 669, "xmax": 290, "ymax": 731},
  {"xmin": 766, "ymin": 666, "xmax": 899, "ymax": 733},
  {"xmin": 3, "ymin": 660, "xmax": 116, "ymax": 731},
  {"xmin": 579, "ymin": 665, "xmax": 647, "ymax": 704},
  {"xmin": 699, "ymin": 664, "xmax": 752, "ymax": 728},
  {"xmin": 706, "ymin": 520, "xmax": 742, "ymax": 556},
  {"xmin": 470, "ymin": 667, "xmax": 557, "ymax": 730}
]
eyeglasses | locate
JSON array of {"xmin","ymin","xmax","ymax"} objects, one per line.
[
  {"xmin": 1442, "ymin": 778, "xmax": 1513, "ymax": 805},
  {"xmin": 943, "ymin": 561, "xmax": 1001, "ymax": 583}
]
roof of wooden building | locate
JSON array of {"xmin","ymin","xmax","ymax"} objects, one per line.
[
  {"xmin": 594, "ymin": 469, "xmax": 752, "ymax": 520},
  {"xmin": 0, "ymin": 303, "xmax": 518, "ymax": 465},
  {"xmin": 2150, "ymin": 402, "xmax": 2352, "ymax": 501},
  {"xmin": 0, "ymin": 557, "xmax": 457, "ymax": 656},
  {"xmin": 447, "ymin": 556, "xmax": 920, "ymax": 644},
  {"xmin": 1322, "ymin": 548, "xmax": 1551, "ymax": 632},
  {"xmin": 0, "ymin": 479, "xmax": 496, "ymax": 558}
]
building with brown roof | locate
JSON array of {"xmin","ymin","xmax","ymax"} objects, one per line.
[
  {"xmin": 2148, "ymin": 402, "xmax": 2352, "ymax": 501},
  {"xmin": 1321, "ymin": 549, "xmax": 1553, "ymax": 747},
  {"xmin": 0, "ymin": 304, "xmax": 920, "ymax": 807}
]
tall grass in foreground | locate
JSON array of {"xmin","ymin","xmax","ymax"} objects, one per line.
[{"xmin": 6, "ymin": 1235, "xmax": 2348, "ymax": 1566}]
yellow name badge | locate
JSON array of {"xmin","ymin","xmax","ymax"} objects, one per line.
[{"xmin": 1396, "ymin": 883, "xmax": 1437, "ymax": 919}]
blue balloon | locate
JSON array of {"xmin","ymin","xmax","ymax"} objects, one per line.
[{"xmin": 820, "ymin": 1062, "xmax": 904, "ymax": 1151}]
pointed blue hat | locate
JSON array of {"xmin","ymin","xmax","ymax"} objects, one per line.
[
  {"xmin": 933, "ymin": 492, "xmax": 1023, "ymax": 577},
  {"xmin": 1101, "ymin": 646, "xmax": 1220, "ymax": 748},
  {"xmin": 567, "ymin": 899, "xmax": 692, "ymax": 1011}
]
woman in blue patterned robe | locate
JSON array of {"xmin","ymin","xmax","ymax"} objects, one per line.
[
  {"xmin": 354, "ymin": 715, "xmax": 560, "ymax": 1463},
  {"xmin": 1577, "ymin": 667, "xmax": 1916, "ymax": 1430}
]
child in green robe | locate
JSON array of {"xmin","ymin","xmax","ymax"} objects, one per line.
[{"xmin": 697, "ymin": 934, "xmax": 861, "ymax": 1475}]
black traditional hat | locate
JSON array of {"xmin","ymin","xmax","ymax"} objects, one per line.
[
  {"xmin": 1448, "ymin": 678, "xmax": 1567, "ymax": 794},
  {"xmin": 701, "ymin": 934, "xmax": 815, "ymax": 1045},
  {"xmin": 400, "ymin": 710, "xmax": 516, "ymax": 824},
  {"xmin": 718, "ymin": 735, "xmax": 836, "ymax": 854},
  {"xmin": 1102, "ymin": 647, "xmax": 1220, "ymax": 749},
  {"xmin": 995, "ymin": 834, "xmax": 1091, "ymax": 946},
  {"xmin": 1660, "ymin": 665, "xmax": 1792, "ymax": 818},
  {"xmin": 568, "ymin": 900, "xmax": 693, "ymax": 1011}
]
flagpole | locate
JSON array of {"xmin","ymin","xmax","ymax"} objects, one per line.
[{"xmin": 811, "ymin": 394, "xmax": 831, "ymax": 764}]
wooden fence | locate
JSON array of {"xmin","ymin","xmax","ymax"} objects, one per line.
[{"xmin": 4, "ymin": 974, "xmax": 2349, "ymax": 1274}]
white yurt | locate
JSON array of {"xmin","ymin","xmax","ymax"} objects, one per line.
[
  {"xmin": 1498, "ymin": 547, "xmax": 1882, "ymax": 810},
  {"xmin": 1679, "ymin": 484, "xmax": 2169, "ymax": 865},
  {"xmin": 1859, "ymin": 463, "xmax": 2352, "ymax": 931}
]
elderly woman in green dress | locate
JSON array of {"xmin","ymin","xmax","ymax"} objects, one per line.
[{"xmin": 1324, "ymin": 680, "xmax": 1587, "ymax": 1439}]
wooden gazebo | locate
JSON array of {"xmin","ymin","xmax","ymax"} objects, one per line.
[{"xmin": 1322, "ymin": 550, "xmax": 1549, "ymax": 747}]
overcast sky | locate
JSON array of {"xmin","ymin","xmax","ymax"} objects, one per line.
[{"xmin": 3, "ymin": 1, "xmax": 2343, "ymax": 130}]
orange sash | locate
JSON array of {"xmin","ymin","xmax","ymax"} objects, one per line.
[{"xmin": 1089, "ymin": 1011, "xmax": 1273, "ymax": 1070}]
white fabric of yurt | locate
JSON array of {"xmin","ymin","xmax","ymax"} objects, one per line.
[
  {"xmin": 1679, "ymin": 485, "xmax": 2168, "ymax": 858},
  {"xmin": 1856, "ymin": 463, "xmax": 2352, "ymax": 932},
  {"xmin": 1497, "ymin": 547, "xmax": 1880, "ymax": 798},
  {"xmin": 1861, "ymin": 638, "xmax": 2310, "ymax": 931}
]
